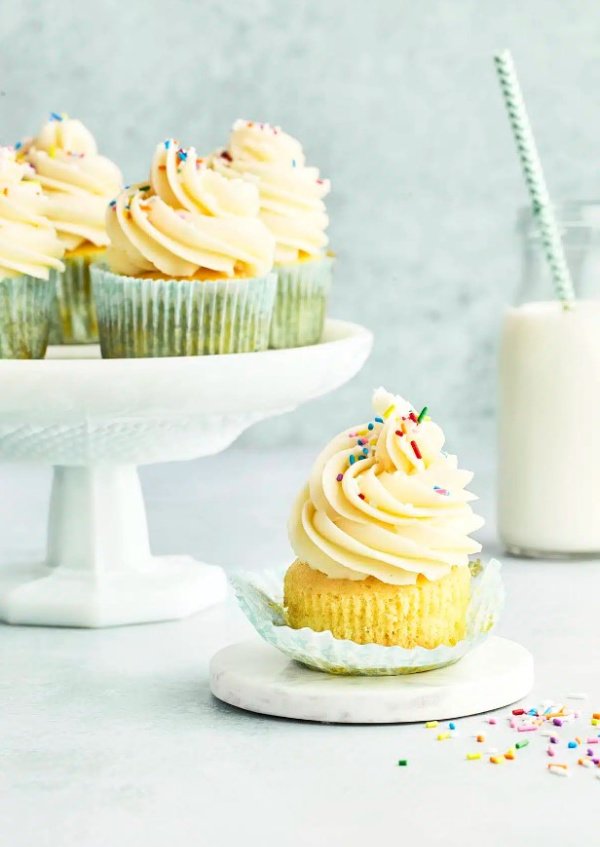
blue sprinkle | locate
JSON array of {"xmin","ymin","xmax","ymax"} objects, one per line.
[
  {"xmin": 349, "ymin": 455, "xmax": 356, "ymax": 465},
  {"xmin": 362, "ymin": 448, "xmax": 369, "ymax": 456},
  {"xmin": 177, "ymin": 149, "xmax": 187, "ymax": 161},
  {"xmin": 291, "ymin": 159, "xmax": 297, "ymax": 168},
  {"xmin": 368, "ymin": 423, "xmax": 374, "ymax": 431},
  {"xmin": 374, "ymin": 417, "xmax": 384, "ymax": 424},
  {"xmin": 449, "ymin": 722, "xmax": 456, "ymax": 731},
  {"xmin": 14, "ymin": 141, "xmax": 22, "ymax": 151},
  {"xmin": 568, "ymin": 741, "xmax": 577, "ymax": 748},
  {"xmin": 164, "ymin": 139, "xmax": 171, "ymax": 149},
  {"xmin": 358, "ymin": 455, "xmax": 367, "ymax": 461},
  {"xmin": 49, "ymin": 111, "xmax": 63, "ymax": 121},
  {"xmin": 527, "ymin": 709, "xmax": 537, "ymax": 716},
  {"xmin": 108, "ymin": 199, "xmax": 116, "ymax": 207}
]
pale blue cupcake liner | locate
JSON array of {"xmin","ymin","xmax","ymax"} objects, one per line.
[
  {"xmin": 0, "ymin": 273, "xmax": 54, "ymax": 359},
  {"xmin": 91, "ymin": 265, "xmax": 277, "ymax": 358},
  {"xmin": 231, "ymin": 559, "xmax": 504, "ymax": 676},
  {"xmin": 49, "ymin": 251, "xmax": 101, "ymax": 345},
  {"xmin": 269, "ymin": 255, "xmax": 334, "ymax": 349}
]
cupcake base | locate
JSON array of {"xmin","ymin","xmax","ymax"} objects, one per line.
[
  {"xmin": 49, "ymin": 247, "xmax": 104, "ymax": 345},
  {"xmin": 284, "ymin": 560, "xmax": 471, "ymax": 648},
  {"xmin": 92, "ymin": 267, "xmax": 276, "ymax": 358},
  {"xmin": 0, "ymin": 273, "xmax": 53, "ymax": 359},
  {"xmin": 269, "ymin": 256, "xmax": 333, "ymax": 349}
]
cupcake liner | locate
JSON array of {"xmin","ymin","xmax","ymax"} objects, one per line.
[
  {"xmin": 269, "ymin": 256, "xmax": 334, "ymax": 349},
  {"xmin": 91, "ymin": 266, "xmax": 277, "ymax": 358},
  {"xmin": 231, "ymin": 559, "xmax": 504, "ymax": 676},
  {"xmin": 0, "ymin": 273, "xmax": 53, "ymax": 359},
  {"xmin": 49, "ymin": 252, "xmax": 100, "ymax": 345}
]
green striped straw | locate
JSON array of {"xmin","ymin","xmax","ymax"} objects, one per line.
[{"xmin": 494, "ymin": 49, "xmax": 575, "ymax": 305}]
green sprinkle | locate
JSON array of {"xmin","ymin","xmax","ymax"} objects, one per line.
[
  {"xmin": 417, "ymin": 406, "xmax": 428, "ymax": 423},
  {"xmin": 139, "ymin": 185, "xmax": 150, "ymax": 191},
  {"xmin": 397, "ymin": 759, "xmax": 408, "ymax": 766},
  {"xmin": 515, "ymin": 739, "xmax": 529, "ymax": 749}
]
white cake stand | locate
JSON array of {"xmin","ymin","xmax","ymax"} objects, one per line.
[
  {"xmin": 210, "ymin": 638, "xmax": 535, "ymax": 723},
  {"xmin": 0, "ymin": 319, "xmax": 372, "ymax": 628}
]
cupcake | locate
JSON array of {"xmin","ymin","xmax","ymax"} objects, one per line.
[
  {"xmin": 21, "ymin": 113, "xmax": 122, "ymax": 344},
  {"xmin": 0, "ymin": 147, "xmax": 65, "ymax": 358},
  {"xmin": 211, "ymin": 120, "xmax": 332, "ymax": 349},
  {"xmin": 91, "ymin": 139, "xmax": 276, "ymax": 357},
  {"xmin": 285, "ymin": 388, "xmax": 484, "ymax": 648}
]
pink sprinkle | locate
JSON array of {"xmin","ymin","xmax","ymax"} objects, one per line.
[
  {"xmin": 518, "ymin": 725, "xmax": 538, "ymax": 732},
  {"xmin": 593, "ymin": 758, "xmax": 600, "ymax": 765},
  {"xmin": 488, "ymin": 718, "xmax": 497, "ymax": 725},
  {"xmin": 336, "ymin": 474, "xmax": 343, "ymax": 482},
  {"xmin": 587, "ymin": 738, "xmax": 599, "ymax": 744},
  {"xmin": 509, "ymin": 720, "xmax": 516, "ymax": 729},
  {"xmin": 547, "ymin": 747, "xmax": 555, "ymax": 757}
]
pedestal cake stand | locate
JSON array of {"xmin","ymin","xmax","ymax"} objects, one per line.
[{"xmin": 0, "ymin": 319, "xmax": 372, "ymax": 628}]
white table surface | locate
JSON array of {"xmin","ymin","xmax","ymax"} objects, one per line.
[{"xmin": 0, "ymin": 448, "xmax": 599, "ymax": 847}]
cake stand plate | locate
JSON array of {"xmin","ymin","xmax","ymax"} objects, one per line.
[
  {"xmin": 0, "ymin": 319, "xmax": 372, "ymax": 628},
  {"xmin": 210, "ymin": 637, "xmax": 535, "ymax": 723}
]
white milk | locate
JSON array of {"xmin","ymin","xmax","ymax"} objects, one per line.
[{"xmin": 498, "ymin": 300, "xmax": 600, "ymax": 555}]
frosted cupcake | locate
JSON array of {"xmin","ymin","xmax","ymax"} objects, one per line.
[
  {"xmin": 21, "ymin": 113, "xmax": 122, "ymax": 344},
  {"xmin": 285, "ymin": 388, "xmax": 484, "ymax": 648},
  {"xmin": 211, "ymin": 120, "xmax": 332, "ymax": 348},
  {"xmin": 91, "ymin": 139, "xmax": 276, "ymax": 357},
  {"xmin": 0, "ymin": 147, "xmax": 65, "ymax": 358}
]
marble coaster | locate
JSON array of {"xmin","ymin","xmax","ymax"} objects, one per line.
[{"xmin": 210, "ymin": 636, "xmax": 534, "ymax": 723}]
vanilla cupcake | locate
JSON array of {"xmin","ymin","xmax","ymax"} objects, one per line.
[
  {"xmin": 211, "ymin": 120, "xmax": 332, "ymax": 348},
  {"xmin": 285, "ymin": 389, "xmax": 484, "ymax": 648},
  {"xmin": 22, "ymin": 113, "xmax": 122, "ymax": 343},
  {"xmin": 0, "ymin": 147, "xmax": 65, "ymax": 358},
  {"xmin": 91, "ymin": 139, "xmax": 276, "ymax": 357}
]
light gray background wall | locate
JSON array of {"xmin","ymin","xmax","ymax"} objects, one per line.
[{"xmin": 2, "ymin": 0, "xmax": 599, "ymax": 457}]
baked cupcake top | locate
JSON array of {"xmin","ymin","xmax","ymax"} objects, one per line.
[
  {"xmin": 210, "ymin": 120, "xmax": 330, "ymax": 264},
  {"xmin": 106, "ymin": 139, "xmax": 275, "ymax": 279},
  {"xmin": 289, "ymin": 388, "xmax": 483, "ymax": 586},
  {"xmin": 0, "ymin": 147, "xmax": 65, "ymax": 280},
  {"xmin": 20, "ymin": 113, "xmax": 122, "ymax": 252}
]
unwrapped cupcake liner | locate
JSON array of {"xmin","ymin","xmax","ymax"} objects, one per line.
[
  {"xmin": 91, "ymin": 265, "xmax": 277, "ymax": 358},
  {"xmin": 0, "ymin": 273, "xmax": 53, "ymax": 359},
  {"xmin": 269, "ymin": 256, "xmax": 334, "ymax": 349},
  {"xmin": 49, "ymin": 252, "xmax": 101, "ymax": 345},
  {"xmin": 232, "ymin": 559, "xmax": 504, "ymax": 676}
]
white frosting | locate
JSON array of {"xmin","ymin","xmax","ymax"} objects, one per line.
[
  {"xmin": 0, "ymin": 147, "xmax": 65, "ymax": 279},
  {"xmin": 210, "ymin": 120, "xmax": 330, "ymax": 263},
  {"xmin": 106, "ymin": 140, "xmax": 275, "ymax": 279},
  {"xmin": 288, "ymin": 388, "xmax": 484, "ymax": 585}
]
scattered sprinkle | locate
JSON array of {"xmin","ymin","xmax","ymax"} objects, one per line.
[
  {"xmin": 336, "ymin": 473, "xmax": 343, "ymax": 482},
  {"xmin": 568, "ymin": 741, "xmax": 577, "ymax": 749},
  {"xmin": 437, "ymin": 732, "xmax": 451, "ymax": 741},
  {"xmin": 425, "ymin": 721, "xmax": 438, "ymax": 729},
  {"xmin": 548, "ymin": 765, "xmax": 570, "ymax": 778},
  {"xmin": 164, "ymin": 139, "xmax": 171, "ymax": 149},
  {"xmin": 397, "ymin": 759, "xmax": 408, "ymax": 767},
  {"xmin": 476, "ymin": 735, "xmax": 485, "ymax": 743},
  {"xmin": 515, "ymin": 739, "xmax": 529, "ymax": 749},
  {"xmin": 417, "ymin": 406, "xmax": 429, "ymax": 423},
  {"xmin": 383, "ymin": 405, "xmax": 395, "ymax": 419},
  {"xmin": 49, "ymin": 111, "xmax": 63, "ymax": 121},
  {"xmin": 449, "ymin": 722, "xmax": 456, "ymax": 731},
  {"xmin": 547, "ymin": 747, "xmax": 556, "ymax": 757},
  {"xmin": 504, "ymin": 748, "xmax": 516, "ymax": 760},
  {"xmin": 411, "ymin": 440, "xmax": 422, "ymax": 460},
  {"xmin": 512, "ymin": 709, "xmax": 525, "ymax": 716},
  {"xmin": 488, "ymin": 718, "xmax": 497, "ymax": 725},
  {"xmin": 466, "ymin": 753, "xmax": 481, "ymax": 761},
  {"xmin": 349, "ymin": 455, "xmax": 356, "ymax": 466},
  {"xmin": 368, "ymin": 423, "xmax": 374, "ymax": 431},
  {"xmin": 490, "ymin": 756, "xmax": 504, "ymax": 764}
]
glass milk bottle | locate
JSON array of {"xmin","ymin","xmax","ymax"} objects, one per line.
[{"xmin": 498, "ymin": 203, "xmax": 600, "ymax": 557}]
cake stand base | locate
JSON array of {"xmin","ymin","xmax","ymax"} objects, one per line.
[
  {"xmin": 0, "ymin": 556, "xmax": 226, "ymax": 628},
  {"xmin": 210, "ymin": 637, "xmax": 534, "ymax": 723}
]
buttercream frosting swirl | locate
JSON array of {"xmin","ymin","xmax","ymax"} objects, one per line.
[
  {"xmin": 289, "ymin": 388, "xmax": 484, "ymax": 586},
  {"xmin": 210, "ymin": 120, "xmax": 330, "ymax": 263},
  {"xmin": 106, "ymin": 139, "xmax": 275, "ymax": 279},
  {"xmin": 0, "ymin": 147, "xmax": 65, "ymax": 279},
  {"xmin": 21, "ymin": 115, "xmax": 122, "ymax": 252}
]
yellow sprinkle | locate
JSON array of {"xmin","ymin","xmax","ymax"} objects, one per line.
[
  {"xmin": 383, "ymin": 404, "xmax": 395, "ymax": 419},
  {"xmin": 61, "ymin": 111, "xmax": 69, "ymax": 120},
  {"xmin": 355, "ymin": 429, "xmax": 369, "ymax": 436},
  {"xmin": 437, "ymin": 732, "xmax": 451, "ymax": 741},
  {"xmin": 425, "ymin": 721, "xmax": 438, "ymax": 729},
  {"xmin": 592, "ymin": 719, "xmax": 599, "ymax": 726},
  {"xmin": 466, "ymin": 753, "xmax": 481, "ymax": 761},
  {"xmin": 490, "ymin": 756, "xmax": 505, "ymax": 764},
  {"xmin": 48, "ymin": 144, "xmax": 56, "ymax": 158}
]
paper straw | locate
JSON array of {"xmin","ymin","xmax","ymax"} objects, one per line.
[{"xmin": 494, "ymin": 49, "xmax": 575, "ymax": 304}]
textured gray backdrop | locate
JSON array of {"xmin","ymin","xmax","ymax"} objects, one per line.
[{"xmin": 2, "ymin": 0, "xmax": 598, "ymax": 457}]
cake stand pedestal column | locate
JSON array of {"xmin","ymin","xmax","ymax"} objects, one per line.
[{"xmin": 0, "ymin": 464, "xmax": 225, "ymax": 627}]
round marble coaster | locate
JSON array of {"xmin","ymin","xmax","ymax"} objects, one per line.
[{"xmin": 210, "ymin": 637, "xmax": 534, "ymax": 723}]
